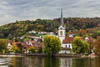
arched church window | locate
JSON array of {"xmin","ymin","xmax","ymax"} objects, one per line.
[
  {"xmin": 60, "ymin": 27, "xmax": 63, "ymax": 30},
  {"xmin": 60, "ymin": 31, "xmax": 63, "ymax": 36}
]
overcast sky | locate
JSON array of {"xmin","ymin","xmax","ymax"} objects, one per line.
[{"xmin": 0, "ymin": 0, "xmax": 100, "ymax": 25}]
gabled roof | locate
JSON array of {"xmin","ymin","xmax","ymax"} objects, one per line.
[
  {"xmin": 85, "ymin": 37, "xmax": 94, "ymax": 44},
  {"xmin": 31, "ymin": 41, "xmax": 43, "ymax": 49},
  {"xmin": 8, "ymin": 40, "xmax": 13, "ymax": 44},
  {"xmin": 63, "ymin": 37, "xmax": 74, "ymax": 44},
  {"xmin": 63, "ymin": 37, "xmax": 94, "ymax": 44}
]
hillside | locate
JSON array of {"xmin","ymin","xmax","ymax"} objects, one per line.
[{"xmin": 0, "ymin": 17, "xmax": 100, "ymax": 39}]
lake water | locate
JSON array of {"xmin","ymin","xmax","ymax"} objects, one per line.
[{"xmin": 0, "ymin": 56, "xmax": 99, "ymax": 67}]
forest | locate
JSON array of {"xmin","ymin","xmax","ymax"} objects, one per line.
[{"xmin": 0, "ymin": 17, "xmax": 100, "ymax": 39}]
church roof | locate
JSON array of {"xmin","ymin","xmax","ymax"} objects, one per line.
[
  {"xmin": 63, "ymin": 37, "xmax": 74, "ymax": 44},
  {"xmin": 61, "ymin": 8, "xmax": 64, "ymax": 26}
]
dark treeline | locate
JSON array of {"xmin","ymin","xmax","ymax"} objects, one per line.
[{"xmin": 0, "ymin": 17, "xmax": 100, "ymax": 39}]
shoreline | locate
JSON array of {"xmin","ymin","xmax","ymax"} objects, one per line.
[{"xmin": 0, "ymin": 53, "xmax": 97, "ymax": 58}]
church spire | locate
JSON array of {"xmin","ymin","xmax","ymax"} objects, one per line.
[{"xmin": 61, "ymin": 8, "xmax": 64, "ymax": 26}]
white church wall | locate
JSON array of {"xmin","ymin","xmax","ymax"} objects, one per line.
[
  {"xmin": 62, "ymin": 43, "xmax": 72, "ymax": 49},
  {"xmin": 58, "ymin": 29, "xmax": 66, "ymax": 37},
  {"xmin": 59, "ymin": 37, "xmax": 65, "ymax": 44},
  {"xmin": 59, "ymin": 50, "xmax": 70, "ymax": 54},
  {"xmin": 8, "ymin": 43, "xmax": 12, "ymax": 50}
]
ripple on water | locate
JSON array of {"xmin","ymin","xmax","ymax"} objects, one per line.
[{"xmin": 0, "ymin": 58, "xmax": 12, "ymax": 66}]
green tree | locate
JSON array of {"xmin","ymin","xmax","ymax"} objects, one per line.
[
  {"xmin": 38, "ymin": 47, "xmax": 43, "ymax": 53},
  {"xmin": 43, "ymin": 35, "xmax": 61, "ymax": 56},
  {"xmin": 92, "ymin": 30, "xmax": 100, "ymax": 39},
  {"xmin": 72, "ymin": 36, "xmax": 89, "ymax": 54},
  {"xmin": 37, "ymin": 24, "xmax": 44, "ymax": 31},
  {"xmin": 28, "ymin": 46, "xmax": 35, "ymax": 54},
  {"xmin": 0, "ymin": 39, "xmax": 8, "ymax": 53}
]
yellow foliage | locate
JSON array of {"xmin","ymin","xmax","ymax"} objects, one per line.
[
  {"xmin": 12, "ymin": 40, "xmax": 16, "ymax": 46},
  {"xmin": 2, "ymin": 50, "xmax": 5, "ymax": 54},
  {"xmin": 35, "ymin": 50, "xmax": 38, "ymax": 53},
  {"xmin": 11, "ymin": 40, "xmax": 19, "ymax": 53}
]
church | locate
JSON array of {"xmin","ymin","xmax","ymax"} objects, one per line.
[{"xmin": 58, "ymin": 9, "xmax": 73, "ymax": 54}]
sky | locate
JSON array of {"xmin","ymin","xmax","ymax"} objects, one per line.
[{"xmin": 0, "ymin": 0, "xmax": 100, "ymax": 25}]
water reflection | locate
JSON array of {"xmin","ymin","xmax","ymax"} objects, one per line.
[
  {"xmin": 94, "ymin": 57, "xmax": 100, "ymax": 67},
  {"xmin": 72, "ymin": 58, "xmax": 89, "ymax": 67},
  {"xmin": 23, "ymin": 56, "xmax": 44, "ymax": 67},
  {"xmin": 60, "ymin": 58, "xmax": 72, "ymax": 67},
  {"xmin": 0, "ymin": 56, "xmax": 100, "ymax": 67},
  {"xmin": 44, "ymin": 57, "xmax": 60, "ymax": 67}
]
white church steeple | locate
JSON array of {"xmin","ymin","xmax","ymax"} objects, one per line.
[
  {"xmin": 58, "ymin": 8, "xmax": 66, "ymax": 44},
  {"xmin": 61, "ymin": 8, "xmax": 64, "ymax": 26}
]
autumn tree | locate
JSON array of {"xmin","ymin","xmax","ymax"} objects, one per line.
[
  {"xmin": 93, "ymin": 36, "xmax": 100, "ymax": 56},
  {"xmin": 11, "ymin": 40, "xmax": 19, "ymax": 53},
  {"xmin": 78, "ymin": 29, "xmax": 87, "ymax": 36},
  {"xmin": 43, "ymin": 35, "xmax": 61, "ymax": 56},
  {"xmin": 28, "ymin": 46, "xmax": 35, "ymax": 54},
  {"xmin": 72, "ymin": 36, "xmax": 89, "ymax": 54}
]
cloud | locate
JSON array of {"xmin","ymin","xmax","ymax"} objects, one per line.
[{"xmin": 0, "ymin": 0, "xmax": 100, "ymax": 25}]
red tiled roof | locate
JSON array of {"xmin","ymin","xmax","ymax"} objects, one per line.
[
  {"xmin": 31, "ymin": 41, "xmax": 42, "ymax": 49},
  {"xmin": 63, "ymin": 37, "xmax": 74, "ymax": 44},
  {"xmin": 8, "ymin": 40, "xmax": 13, "ymax": 44},
  {"xmin": 63, "ymin": 37, "xmax": 94, "ymax": 44},
  {"xmin": 87, "ymin": 37, "xmax": 94, "ymax": 44},
  {"xmin": 23, "ymin": 45, "xmax": 31, "ymax": 49},
  {"xmin": 16, "ymin": 42, "xmax": 22, "ymax": 45},
  {"xmin": 8, "ymin": 39, "xmax": 43, "ymax": 50},
  {"xmin": 97, "ymin": 36, "xmax": 100, "ymax": 40}
]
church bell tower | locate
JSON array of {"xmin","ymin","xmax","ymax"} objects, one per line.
[{"xmin": 58, "ymin": 8, "xmax": 66, "ymax": 44}]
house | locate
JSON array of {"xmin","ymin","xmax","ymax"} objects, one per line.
[
  {"xmin": 7, "ymin": 36, "xmax": 43, "ymax": 54},
  {"xmin": 7, "ymin": 40, "xmax": 13, "ymax": 51},
  {"xmin": 38, "ymin": 32, "xmax": 48, "ymax": 34},
  {"xmin": 29, "ymin": 30, "xmax": 36, "ymax": 34},
  {"xmin": 8, "ymin": 41, "xmax": 25, "ymax": 51},
  {"xmin": 69, "ymin": 34, "xmax": 75, "ymax": 37},
  {"xmin": 22, "ymin": 39, "xmax": 43, "ymax": 53},
  {"xmin": 48, "ymin": 32, "xmax": 55, "ymax": 35}
]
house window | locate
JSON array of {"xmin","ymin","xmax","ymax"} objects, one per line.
[
  {"xmin": 60, "ymin": 31, "xmax": 63, "ymax": 36},
  {"xmin": 66, "ymin": 45, "xmax": 67, "ymax": 48}
]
